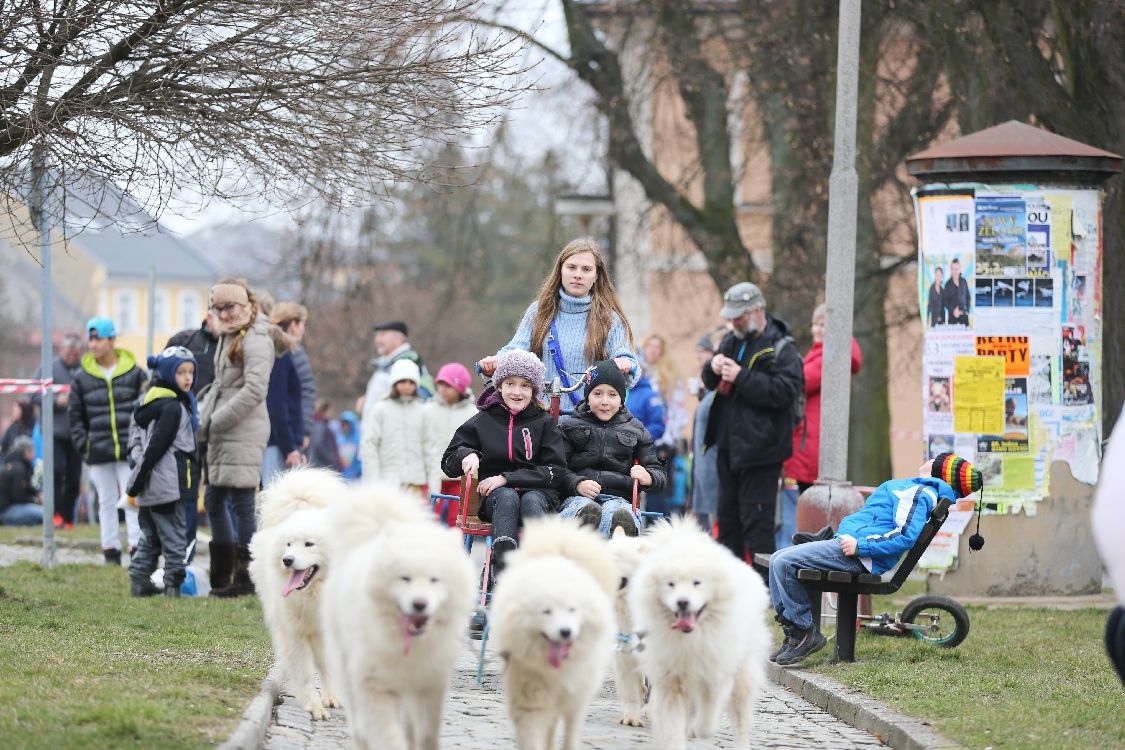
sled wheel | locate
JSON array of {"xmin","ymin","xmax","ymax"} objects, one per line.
[{"xmin": 900, "ymin": 595, "xmax": 970, "ymax": 648}]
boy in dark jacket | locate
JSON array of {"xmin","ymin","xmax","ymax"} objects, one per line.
[
  {"xmin": 0, "ymin": 437, "xmax": 44, "ymax": 526},
  {"xmin": 441, "ymin": 349, "xmax": 572, "ymax": 577},
  {"xmin": 124, "ymin": 347, "xmax": 198, "ymax": 598},
  {"xmin": 69, "ymin": 317, "xmax": 147, "ymax": 564},
  {"xmin": 559, "ymin": 361, "xmax": 666, "ymax": 537}
]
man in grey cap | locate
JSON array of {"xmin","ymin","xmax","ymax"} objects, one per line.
[{"xmin": 700, "ymin": 282, "xmax": 804, "ymax": 581}]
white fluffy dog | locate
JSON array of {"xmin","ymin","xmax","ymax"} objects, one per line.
[
  {"xmin": 607, "ymin": 526, "xmax": 650, "ymax": 727},
  {"xmin": 628, "ymin": 517, "xmax": 772, "ymax": 750},
  {"xmin": 490, "ymin": 516, "xmax": 619, "ymax": 750},
  {"xmin": 320, "ymin": 519, "xmax": 475, "ymax": 750},
  {"xmin": 248, "ymin": 468, "xmax": 348, "ymax": 719}
]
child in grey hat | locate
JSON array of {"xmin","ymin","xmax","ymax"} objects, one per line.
[{"xmin": 441, "ymin": 349, "xmax": 575, "ymax": 579}]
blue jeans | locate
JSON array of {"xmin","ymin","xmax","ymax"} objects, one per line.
[
  {"xmin": 0, "ymin": 503, "xmax": 44, "ymax": 526},
  {"xmin": 560, "ymin": 494, "xmax": 637, "ymax": 537},
  {"xmin": 768, "ymin": 539, "xmax": 867, "ymax": 630}
]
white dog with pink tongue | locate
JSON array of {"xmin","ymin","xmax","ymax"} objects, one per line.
[
  {"xmin": 628, "ymin": 516, "xmax": 772, "ymax": 750},
  {"xmin": 490, "ymin": 516, "xmax": 618, "ymax": 750}
]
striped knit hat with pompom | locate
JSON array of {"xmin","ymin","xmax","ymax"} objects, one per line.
[
  {"xmin": 932, "ymin": 452, "xmax": 987, "ymax": 551},
  {"xmin": 931, "ymin": 453, "xmax": 983, "ymax": 498}
]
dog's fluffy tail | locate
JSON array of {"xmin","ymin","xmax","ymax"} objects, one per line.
[
  {"xmin": 509, "ymin": 516, "xmax": 619, "ymax": 598},
  {"xmin": 257, "ymin": 467, "xmax": 349, "ymax": 529}
]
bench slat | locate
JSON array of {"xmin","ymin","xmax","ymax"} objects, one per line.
[
  {"xmin": 826, "ymin": 571, "xmax": 854, "ymax": 583},
  {"xmin": 796, "ymin": 569, "xmax": 825, "ymax": 582}
]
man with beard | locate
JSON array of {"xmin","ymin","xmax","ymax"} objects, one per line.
[{"xmin": 701, "ymin": 282, "xmax": 803, "ymax": 582}]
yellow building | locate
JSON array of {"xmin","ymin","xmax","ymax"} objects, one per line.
[{"xmin": 1, "ymin": 173, "xmax": 218, "ymax": 369}]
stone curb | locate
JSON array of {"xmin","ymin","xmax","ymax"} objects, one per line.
[
  {"xmin": 218, "ymin": 664, "xmax": 282, "ymax": 750},
  {"xmin": 768, "ymin": 663, "xmax": 963, "ymax": 750}
]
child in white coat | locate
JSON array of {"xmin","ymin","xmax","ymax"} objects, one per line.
[
  {"xmin": 422, "ymin": 363, "xmax": 476, "ymax": 524},
  {"xmin": 360, "ymin": 359, "xmax": 427, "ymax": 495}
]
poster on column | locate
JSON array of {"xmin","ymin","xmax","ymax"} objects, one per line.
[{"xmin": 917, "ymin": 194, "xmax": 975, "ymax": 330}]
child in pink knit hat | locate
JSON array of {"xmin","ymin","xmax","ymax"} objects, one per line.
[{"xmin": 423, "ymin": 363, "xmax": 477, "ymax": 524}]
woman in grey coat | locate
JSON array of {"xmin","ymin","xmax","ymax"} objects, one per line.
[{"xmin": 201, "ymin": 279, "xmax": 282, "ymax": 597}]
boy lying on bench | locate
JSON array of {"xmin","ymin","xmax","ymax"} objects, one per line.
[{"xmin": 768, "ymin": 453, "xmax": 983, "ymax": 666}]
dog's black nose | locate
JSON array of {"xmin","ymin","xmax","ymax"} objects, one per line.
[
  {"xmin": 676, "ymin": 598, "xmax": 690, "ymax": 611},
  {"xmin": 412, "ymin": 599, "xmax": 427, "ymax": 613},
  {"xmin": 282, "ymin": 555, "xmax": 294, "ymax": 568},
  {"xmin": 558, "ymin": 627, "xmax": 571, "ymax": 640}
]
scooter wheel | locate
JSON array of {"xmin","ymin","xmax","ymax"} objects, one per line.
[{"xmin": 901, "ymin": 594, "xmax": 970, "ymax": 647}]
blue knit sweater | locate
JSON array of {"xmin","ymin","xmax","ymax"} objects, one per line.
[{"xmin": 499, "ymin": 290, "xmax": 639, "ymax": 413}]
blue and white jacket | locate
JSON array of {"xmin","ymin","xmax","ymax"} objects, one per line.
[{"xmin": 836, "ymin": 477, "xmax": 956, "ymax": 575}]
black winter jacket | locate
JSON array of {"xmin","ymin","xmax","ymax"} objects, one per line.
[
  {"xmin": 441, "ymin": 388, "xmax": 572, "ymax": 509},
  {"xmin": 68, "ymin": 350, "xmax": 146, "ymax": 465},
  {"xmin": 0, "ymin": 448, "xmax": 37, "ymax": 514},
  {"xmin": 701, "ymin": 316, "xmax": 804, "ymax": 470},
  {"xmin": 559, "ymin": 403, "xmax": 667, "ymax": 498},
  {"xmin": 166, "ymin": 322, "xmax": 217, "ymax": 394}
]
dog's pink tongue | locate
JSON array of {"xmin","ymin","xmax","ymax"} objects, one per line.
[
  {"xmin": 399, "ymin": 615, "xmax": 414, "ymax": 656},
  {"xmin": 671, "ymin": 611, "xmax": 698, "ymax": 632},
  {"xmin": 281, "ymin": 570, "xmax": 305, "ymax": 598},
  {"xmin": 547, "ymin": 640, "xmax": 570, "ymax": 668}
]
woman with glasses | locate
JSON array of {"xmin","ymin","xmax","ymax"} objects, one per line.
[{"xmin": 201, "ymin": 278, "xmax": 286, "ymax": 597}]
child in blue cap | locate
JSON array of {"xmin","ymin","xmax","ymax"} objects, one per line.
[{"xmin": 124, "ymin": 346, "xmax": 199, "ymax": 597}]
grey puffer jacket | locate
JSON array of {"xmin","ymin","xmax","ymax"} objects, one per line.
[
  {"xmin": 126, "ymin": 386, "xmax": 196, "ymax": 507},
  {"xmin": 206, "ymin": 316, "xmax": 283, "ymax": 488}
]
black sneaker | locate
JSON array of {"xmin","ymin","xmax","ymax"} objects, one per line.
[
  {"xmin": 775, "ymin": 628, "xmax": 828, "ymax": 666},
  {"xmin": 770, "ymin": 626, "xmax": 798, "ymax": 662},
  {"xmin": 103, "ymin": 548, "xmax": 122, "ymax": 566},
  {"xmin": 131, "ymin": 580, "xmax": 159, "ymax": 598},
  {"xmin": 574, "ymin": 503, "xmax": 602, "ymax": 530},
  {"xmin": 609, "ymin": 507, "xmax": 638, "ymax": 537}
]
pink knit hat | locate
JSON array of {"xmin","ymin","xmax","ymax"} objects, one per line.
[{"xmin": 435, "ymin": 362, "xmax": 472, "ymax": 396}]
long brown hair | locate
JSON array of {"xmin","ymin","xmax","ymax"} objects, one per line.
[
  {"xmin": 213, "ymin": 277, "xmax": 259, "ymax": 365},
  {"xmin": 529, "ymin": 237, "xmax": 634, "ymax": 363},
  {"xmin": 641, "ymin": 333, "xmax": 680, "ymax": 402}
]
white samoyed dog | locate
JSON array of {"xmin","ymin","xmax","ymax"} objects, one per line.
[
  {"xmin": 607, "ymin": 526, "xmax": 650, "ymax": 727},
  {"xmin": 320, "ymin": 518, "xmax": 475, "ymax": 750},
  {"xmin": 490, "ymin": 516, "xmax": 619, "ymax": 750},
  {"xmin": 628, "ymin": 517, "xmax": 772, "ymax": 750},
  {"xmin": 248, "ymin": 467, "xmax": 349, "ymax": 719}
]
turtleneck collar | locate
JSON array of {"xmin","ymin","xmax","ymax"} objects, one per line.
[{"xmin": 559, "ymin": 288, "xmax": 592, "ymax": 313}]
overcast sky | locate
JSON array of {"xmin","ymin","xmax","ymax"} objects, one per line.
[{"xmin": 159, "ymin": 0, "xmax": 604, "ymax": 236}]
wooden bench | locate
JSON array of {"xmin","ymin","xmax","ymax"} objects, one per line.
[{"xmin": 754, "ymin": 496, "xmax": 954, "ymax": 662}]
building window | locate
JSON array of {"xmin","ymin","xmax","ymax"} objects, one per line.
[
  {"xmin": 114, "ymin": 289, "xmax": 138, "ymax": 334},
  {"xmin": 153, "ymin": 289, "xmax": 171, "ymax": 332},
  {"xmin": 178, "ymin": 290, "xmax": 200, "ymax": 330}
]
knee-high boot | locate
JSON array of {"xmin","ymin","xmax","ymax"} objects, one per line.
[
  {"xmin": 208, "ymin": 541, "xmax": 236, "ymax": 591},
  {"xmin": 211, "ymin": 545, "xmax": 254, "ymax": 598}
]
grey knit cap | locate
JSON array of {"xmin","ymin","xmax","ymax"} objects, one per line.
[{"xmin": 494, "ymin": 349, "xmax": 545, "ymax": 397}]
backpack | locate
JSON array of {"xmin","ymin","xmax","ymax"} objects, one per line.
[{"xmin": 773, "ymin": 336, "xmax": 807, "ymax": 449}]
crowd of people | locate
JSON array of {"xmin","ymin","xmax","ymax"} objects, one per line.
[{"xmin": 0, "ymin": 235, "xmax": 856, "ymax": 604}]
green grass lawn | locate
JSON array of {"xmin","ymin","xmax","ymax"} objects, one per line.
[
  {"xmin": 806, "ymin": 598, "xmax": 1123, "ymax": 749},
  {"xmin": 0, "ymin": 557, "xmax": 270, "ymax": 750}
]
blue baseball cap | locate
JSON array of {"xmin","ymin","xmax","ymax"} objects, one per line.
[{"xmin": 85, "ymin": 317, "xmax": 117, "ymax": 339}]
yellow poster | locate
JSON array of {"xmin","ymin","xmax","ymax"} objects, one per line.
[
  {"xmin": 1046, "ymin": 193, "xmax": 1072, "ymax": 262},
  {"xmin": 1001, "ymin": 456, "xmax": 1036, "ymax": 490},
  {"xmin": 953, "ymin": 355, "xmax": 1005, "ymax": 433}
]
